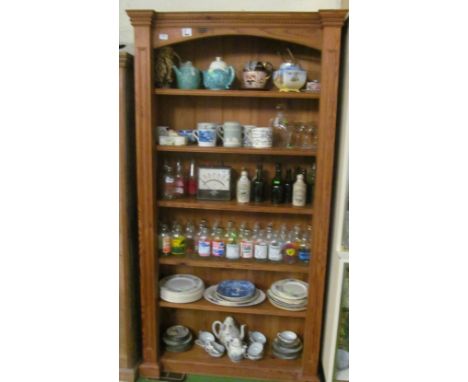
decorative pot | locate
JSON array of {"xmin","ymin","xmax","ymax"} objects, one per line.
[
  {"xmin": 203, "ymin": 57, "xmax": 235, "ymax": 90},
  {"xmin": 273, "ymin": 61, "xmax": 307, "ymax": 92},
  {"xmin": 173, "ymin": 61, "xmax": 201, "ymax": 89}
]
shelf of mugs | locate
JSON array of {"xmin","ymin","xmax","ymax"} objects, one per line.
[
  {"xmin": 158, "ymin": 298, "xmax": 307, "ymax": 318},
  {"xmin": 160, "ymin": 345, "xmax": 303, "ymax": 381},
  {"xmin": 159, "ymin": 256, "xmax": 309, "ymax": 273},
  {"xmin": 154, "ymin": 88, "xmax": 320, "ymax": 100},
  {"xmin": 157, "ymin": 197, "xmax": 313, "ymax": 215},
  {"xmin": 155, "ymin": 145, "xmax": 316, "ymax": 157}
]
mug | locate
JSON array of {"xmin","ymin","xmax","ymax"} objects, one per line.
[
  {"xmin": 192, "ymin": 122, "xmax": 218, "ymax": 147},
  {"xmin": 179, "ymin": 129, "xmax": 196, "ymax": 144},
  {"xmin": 218, "ymin": 121, "xmax": 243, "ymax": 147},
  {"xmin": 247, "ymin": 127, "xmax": 272, "ymax": 149},
  {"xmin": 243, "ymin": 125, "xmax": 256, "ymax": 147}
]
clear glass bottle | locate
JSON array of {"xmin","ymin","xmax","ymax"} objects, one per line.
[
  {"xmin": 225, "ymin": 223, "xmax": 240, "ymax": 260},
  {"xmin": 293, "ymin": 174, "xmax": 307, "ymax": 207},
  {"xmin": 185, "ymin": 221, "xmax": 196, "ymax": 258},
  {"xmin": 270, "ymin": 103, "xmax": 291, "ymax": 147},
  {"xmin": 240, "ymin": 229, "xmax": 253, "ymax": 259},
  {"xmin": 197, "ymin": 227, "xmax": 211, "ymax": 258},
  {"xmin": 267, "ymin": 229, "xmax": 283, "ymax": 262},
  {"xmin": 211, "ymin": 227, "xmax": 225, "ymax": 258},
  {"xmin": 282, "ymin": 229, "xmax": 298, "ymax": 264},
  {"xmin": 298, "ymin": 224, "xmax": 312, "ymax": 263},
  {"xmin": 271, "ymin": 163, "xmax": 284, "ymax": 205},
  {"xmin": 173, "ymin": 160, "xmax": 185, "ymax": 198},
  {"xmin": 171, "ymin": 223, "xmax": 186, "ymax": 256},
  {"xmin": 194, "ymin": 219, "xmax": 207, "ymax": 256},
  {"xmin": 162, "ymin": 164, "xmax": 175, "ymax": 200},
  {"xmin": 236, "ymin": 169, "xmax": 251, "ymax": 203},
  {"xmin": 159, "ymin": 223, "xmax": 172, "ymax": 257},
  {"xmin": 254, "ymin": 229, "xmax": 268, "ymax": 261},
  {"xmin": 252, "ymin": 221, "xmax": 260, "ymax": 238}
]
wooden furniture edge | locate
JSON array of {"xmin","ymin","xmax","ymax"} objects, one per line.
[{"xmin": 119, "ymin": 364, "xmax": 139, "ymax": 382}]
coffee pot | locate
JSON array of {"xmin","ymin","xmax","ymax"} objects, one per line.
[{"xmin": 212, "ymin": 316, "xmax": 246, "ymax": 346}]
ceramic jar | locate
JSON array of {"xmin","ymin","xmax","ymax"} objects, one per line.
[
  {"xmin": 173, "ymin": 61, "xmax": 201, "ymax": 89},
  {"xmin": 241, "ymin": 61, "xmax": 273, "ymax": 90},
  {"xmin": 203, "ymin": 57, "xmax": 235, "ymax": 90},
  {"xmin": 273, "ymin": 61, "xmax": 307, "ymax": 92}
]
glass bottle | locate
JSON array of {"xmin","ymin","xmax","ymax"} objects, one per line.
[
  {"xmin": 211, "ymin": 227, "xmax": 226, "ymax": 258},
  {"xmin": 159, "ymin": 223, "xmax": 172, "ymax": 257},
  {"xmin": 240, "ymin": 229, "xmax": 253, "ymax": 259},
  {"xmin": 270, "ymin": 103, "xmax": 291, "ymax": 147},
  {"xmin": 252, "ymin": 221, "xmax": 260, "ymax": 238},
  {"xmin": 162, "ymin": 164, "xmax": 175, "ymax": 200},
  {"xmin": 283, "ymin": 168, "xmax": 293, "ymax": 204},
  {"xmin": 194, "ymin": 219, "xmax": 207, "ymax": 256},
  {"xmin": 282, "ymin": 229, "xmax": 298, "ymax": 264},
  {"xmin": 185, "ymin": 221, "xmax": 196, "ymax": 258},
  {"xmin": 251, "ymin": 164, "xmax": 266, "ymax": 203},
  {"xmin": 187, "ymin": 159, "xmax": 197, "ymax": 197},
  {"xmin": 298, "ymin": 225, "xmax": 312, "ymax": 263},
  {"xmin": 271, "ymin": 163, "xmax": 284, "ymax": 204},
  {"xmin": 268, "ymin": 229, "xmax": 283, "ymax": 262},
  {"xmin": 197, "ymin": 227, "xmax": 211, "ymax": 258},
  {"xmin": 225, "ymin": 223, "xmax": 240, "ymax": 260},
  {"xmin": 254, "ymin": 229, "xmax": 268, "ymax": 261},
  {"xmin": 293, "ymin": 174, "xmax": 307, "ymax": 207},
  {"xmin": 171, "ymin": 223, "xmax": 186, "ymax": 256},
  {"xmin": 236, "ymin": 169, "xmax": 251, "ymax": 203},
  {"xmin": 173, "ymin": 160, "xmax": 185, "ymax": 198}
]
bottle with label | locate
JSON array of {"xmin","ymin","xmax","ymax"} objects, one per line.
[
  {"xmin": 271, "ymin": 163, "xmax": 284, "ymax": 204},
  {"xmin": 159, "ymin": 223, "xmax": 172, "ymax": 257},
  {"xmin": 162, "ymin": 164, "xmax": 175, "ymax": 200},
  {"xmin": 240, "ymin": 229, "xmax": 253, "ymax": 259},
  {"xmin": 283, "ymin": 168, "xmax": 293, "ymax": 204},
  {"xmin": 194, "ymin": 219, "xmax": 207, "ymax": 256},
  {"xmin": 173, "ymin": 160, "xmax": 185, "ymax": 198},
  {"xmin": 185, "ymin": 221, "xmax": 196, "ymax": 258},
  {"xmin": 187, "ymin": 159, "xmax": 197, "ymax": 197},
  {"xmin": 293, "ymin": 174, "xmax": 307, "ymax": 207},
  {"xmin": 254, "ymin": 229, "xmax": 268, "ymax": 261},
  {"xmin": 298, "ymin": 224, "xmax": 312, "ymax": 263},
  {"xmin": 267, "ymin": 230, "xmax": 283, "ymax": 262},
  {"xmin": 252, "ymin": 221, "xmax": 260, "ymax": 238},
  {"xmin": 236, "ymin": 169, "xmax": 251, "ymax": 203},
  {"xmin": 211, "ymin": 227, "xmax": 226, "ymax": 258},
  {"xmin": 251, "ymin": 164, "xmax": 266, "ymax": 203},
  {"xmin": 282, "ymin": 229, "xmax": 298, "ymax": 264},
  {"xmin": 197, "ymin": 227, "xmax": 211, "ymax": 257},
  {"xmin": 171, "ymin": 224, "xmax": 186, "ymax": 256},
  {"xmin": 225, "ymin": 223, "xmax": 240, "ymax": 260}
]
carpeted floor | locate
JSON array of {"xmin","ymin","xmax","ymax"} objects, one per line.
[{"xmin": 138, "ymin": 375, "xmax": 268, "ymax": 382}]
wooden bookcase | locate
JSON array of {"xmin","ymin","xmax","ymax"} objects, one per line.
[{"xmin": 127, "ymin": 10, "xmax": 347, "ymax": 382}]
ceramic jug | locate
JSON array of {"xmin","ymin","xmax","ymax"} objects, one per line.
[
  {"xmin": 203, "ymin": 57, "xmax": 235, "ymax": 90},
  {"xmin": 173, "ymin": 61, "xmax": 201, "ymax": 89},
  {"xmin": 273, "ymin": 61, "xmax": 307, "ymax": 92},
  {"xmin": 212, "ymin": 316, "xmax": 246, "ymax": 346},
  {"xmin": 226, "ymin": 338, "xmax": 247, "ymax": 363}
]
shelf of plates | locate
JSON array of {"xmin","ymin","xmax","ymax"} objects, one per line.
[{"xmin": 128, "ymin": 9, "xmax": 347, "ymax": 382}]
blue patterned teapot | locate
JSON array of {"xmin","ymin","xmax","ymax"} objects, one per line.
[
  {"xmin": 173, "ymin": 61, "xmax": 201, "ymax": 90},
  {"xmin": 203, "ymin": 57, "xmax": 235, "ymax": 90}
]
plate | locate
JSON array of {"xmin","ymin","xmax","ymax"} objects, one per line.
[
  {"xmin": 215, "ymin": 290, "xmax": 259, "ymax": 303},
  {"xmin": 268, "ymin": 297, "xmax": 307, "ymax": 311},
  {"xmin": 160, "ymin": 289, "xmax": 203, "ymax": 303},
  {"xmin": 272, "ymin": 339, "xmax": 303, "ymax": 354},
  {"xmin": 272, "ymin": 350, "xmax": 301, "ymax": 360},
  {"xmin": 270, "ymin": 279, "xmax": 308, "ymax": 300},
  {"xmin": 204, "ymin": 285, "xmax": 266, "ymax": 307},
  {"xmin": 267, "ymin": 290, "xmax": 307, "ymax": 306},
  {"xmin": 217, "ymin": 280, "xmax": 255, "ymax": 299},
  {"xmin": 160, "ymin": 274, "xmax": 204, "ymax": 294}
]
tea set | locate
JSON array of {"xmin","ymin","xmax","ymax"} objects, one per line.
[{"xmin": 167, "ymin": 50, "xmax": 316, "ymax": 92}]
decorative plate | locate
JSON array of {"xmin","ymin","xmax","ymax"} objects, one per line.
[
  {"xmin": 204, "ymin": 285, "xmax": 265, "ymax": 307},
  {"xmin": 160, "ymin": 274, "xmax": 204, "ymax": 293},
  {"xmin": 270, "ymin": 279, "xmax": 308, "ymax": 300},
  {"xmin": 267, "ymin": 289, "xmax": 307, "ymax": 306},
  {"xmin": 217, "ymin": 280, "xmax": 255, "ymax": 299},
  {"xmin": 268, "ymin": 297, "xmax": 307, "ymax": 312}
]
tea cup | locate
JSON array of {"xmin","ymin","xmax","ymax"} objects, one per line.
[
  {"xmin": 197, "ymin": 331, "xmax": 215, "ymax": 344},
  {"xmin": 218, "ymin": 121, "xmax": 243, "ymax": 148},
  {"xmin": 192, "ymin": 122, "xmax": 218, "ymax": 147},
  {"xmin": 248, "ymin": 331, "xmax": 266, "ymax": 345},
  {"xmin": 178, "ymin": 129, "xmax": 196, "ymax": 144},
  {"xmin": 159, "ymin": 136, "xmax": 174, "ymax": 146},
  {"xmin": 243, "ymin": 125, "xmax": 256, "ymax": 147},
  {"xmin": 245, "ymin": 342, "xmax": 264, "ymax": 360},
  {"xmin": 277, "ymin": 330, "xmax": 298, "ymax": 344},
  {"xmin": 246, "ymin": 127, "xmax": 272, "ymax": 148}
]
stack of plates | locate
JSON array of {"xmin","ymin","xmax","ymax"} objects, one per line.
[
  {"xmin": 272, "ymin": 331, "xmax": 303, "ymax": 360},
  {"xmin": 203, "ymin": 280, "xmax": 266, "ymax": 307},
  {"xmin": 267, "ymin": 279, "xmax": 309, "ymax": 311},
  {"xmin": 163, "ymin": 325, "xmax": 193, "ymax": 352},
  {"xmin": 160, "ymin": 274, "xmax": 204, "ymax": 303}
]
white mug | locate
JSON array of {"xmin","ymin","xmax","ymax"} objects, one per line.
[
  {"xmin": 193, "ymin": 122, "xmax": 219, "ymax": 147},
  {"xmin": 243, "ymin": 125, "xmax": 256, "ymax": 147},
  {"xmin": 247, "ymin": 127, "xmax": 272, "ymax": 148}
]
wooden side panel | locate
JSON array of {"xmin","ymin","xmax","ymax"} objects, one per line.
[{"xmin": 128, "ymin": 10, "xmax": 160, "ymax": 379}]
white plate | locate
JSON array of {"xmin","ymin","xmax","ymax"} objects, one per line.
[
  {"xmin": 204, "ymin": 285, "xmax": 266, "ymax": 307},
  {"xmin": 160, "ymin": 274, "xmax": 204, "ymax": 293},
  {"xmin": 267, "ymin": 290, "xmax": 307, "ymax": 306},
  {"xmin": 215, "ymin": 291, "xmax": 259, "ymax": 304},
  {"xmin": 268, "ymin": 297, "xmax": 307, "ymax": 311},
  {"xmin": 270, "ymin": 279, "xmax": 308, "ymax": 300},
  {"xmin": 160, "ymin": 289, "xmax": 203, "ymax": 303}
]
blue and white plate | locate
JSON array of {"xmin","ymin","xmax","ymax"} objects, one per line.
[{"xmin": 216, "ymin": 280, "xmax": 255, "ymax": 299}]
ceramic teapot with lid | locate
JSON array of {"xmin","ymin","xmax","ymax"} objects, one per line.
[
  {"xmin": 212, "ymin": 316, "xmax": 246, "ymax": 346},
  {"xmin": 173, "ymin": 61, "xmax": 201, "ymax": 89},
  {"xmin": 273, "ymin": 61, "xmax": 307, "ymax": 92},
  {"xmin": 226, "ymin": 337, "xmax": 247, "ymax": 363},
  {"xmin": 203, "ymin": 57, "xmax": 235, "ymax": 90},
  {"xmin": 242, "ymin": 61, "xmax": 273, "ymax": 89}
]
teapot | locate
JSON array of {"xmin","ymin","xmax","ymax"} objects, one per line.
[
  {"xmin": 173, "ymin": 61, "xmax": 201, "ymax": 90},
  {"xmin": 212, "ymin": 316, "xmax": 246, "ymax": 346},
  {"xmin": 242, "ymin": 61, "xmax": 273, "ymax": 90},
  {"xmin": 203, "ymin": 57, "xmax": 235, "ymax": 90},
  {"xmin": 226, "ymin": 337, "xmax": 247, "ymax": 363},
  {"xmin": 273, "ymin": 61, "xmax": 307, "ymax": 92}
]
